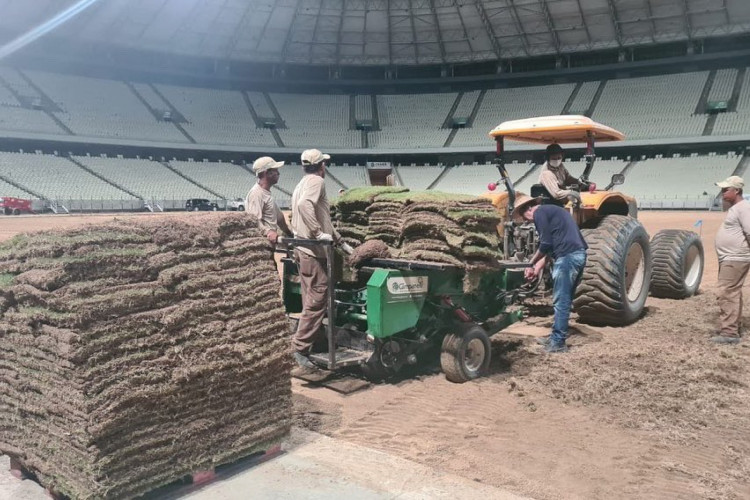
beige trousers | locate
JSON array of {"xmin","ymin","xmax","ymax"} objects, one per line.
[
  {"xmin": 292, "ymin": 249, "xmax": 329, "ymax": 354},
  {"xmin": 717, "ymin": 260, "xmax": 750, "ymax": 337}
]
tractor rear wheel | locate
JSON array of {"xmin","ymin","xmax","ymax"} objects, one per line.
[
  {"xmin": 574, "ymin": 215, "xmax": 652, "ymax": 326},
  {"xmin": 650, "ymin": 230, "xmax": 704, "ymax": 299},
  {"xmin": 440, "ymin": 323, "xmax": 491, "ymax": 383}
]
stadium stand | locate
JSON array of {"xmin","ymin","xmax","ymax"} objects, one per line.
[
  {"xmin": 369, "ymin": 93, "xmax": 455, "ymax": 148},
  {"xmin": 0, "ymin": 67, "xmax": 67, "ymax": 135},
  {"xmin": 168, "ymin": 160, "xmax": 255, "ymax": 200},
  {"xmin": 396, "ymin": 164, "xmax": 445, "ymax": 191},
  {"xmin": 0, "ymin": 176, "xmax": 33, "ymax": 198},
  {"xmin": 25, "ymin": 70, "xmax": 187, "ymax": 142},
  {"xmin": 156, "ymin": 84, "xmax": 277, "ymax": 146},
  {"xmin": 451, "ymin": 83, "xmax": 576, "ymax": 147},
  {"xmin": 271, "ymin": 93, "xmax": 360, "ymax": 148},
  {"xmin": 433, "ymin": 163, "xmax": 500, "ymax": 195},
  {"xmin": 327, "ymin": 164, "xmax": 369, "ymax": 188},
  {"xmin": 592, "ymin": 72, "xmax": 709, "ymax": 140},
  {"xmin": 708, "ymin": 69, "xmax": 738, "ymax": 102},
  {"xmin": 72, "ymin": 155, "xmax": 214, "ymax": 202},
  {"xmin": 714, "ymin": 67, "xmax": 750, "ymax": 136},
  {"xmin": 355, "ymin": 94, "xmax": 372, "ymax": 121},
  {"xmin": 452, "ymin": 91, "xmax": 481, "ymax": 120},
  {"xmin": 0, "ymin": 151, "xmax": 137, "ymax": 200},
  {"xmin": 566, "ymin": 81, "xmax": 599, "ymax": 115},
  {"xmin": 625, "ymin": 153, "xmax": 738, "ymax": 207}
]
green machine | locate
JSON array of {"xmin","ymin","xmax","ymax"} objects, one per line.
[{"xmin": 281, "ymin": 239, "xmax": 532, "ymax": 383}]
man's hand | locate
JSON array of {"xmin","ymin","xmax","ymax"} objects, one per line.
[
  {"xmin": 267, "ymin": 230, "xmax": 279, "ymax": 244},
  {"xmin": 524, "ymin": 267, "xmax": 537, "ymax": 281},
  {"xmin": 566, "ymin": 191, "xmax": 582, "ymax": 205},
  {"xmin": 317, "ymin": 232, "xmax": 333, "ymax": 241},
  {"xmin": 340, "ymin": 242, "xmax": 354, "ymax": 255}
]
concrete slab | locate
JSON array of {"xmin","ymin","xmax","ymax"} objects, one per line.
[{"xmin": 0, "ymin": 430, "xmax": 530, "ymax": 500}]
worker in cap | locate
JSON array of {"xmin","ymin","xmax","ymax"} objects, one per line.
[
  {"xmin": 537, "ymin": 143, "xmax": 585, "ymax": 205},
  {"xmin": 713, "ymin": 175, "xmax": 750, "ymax": 344},
  {"xmin": 245, "ymin": 156, "xmax": 292, "ymax": 244},
  {"xmin": 517, "ymin": 193, "xmax": 587, "ymax": 353},
  {"xmin": 290, "ymin": 149, "xmax": 353, "ymax": 369}
]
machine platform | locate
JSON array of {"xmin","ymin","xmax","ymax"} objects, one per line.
[{"xmin": 310, "ymin": 348, "xmax": 370, "ymax": 369}]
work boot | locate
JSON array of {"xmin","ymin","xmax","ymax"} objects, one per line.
[
  {"xmin": 710, "ymin": 335, "xmax": 741, "ymax": 345},
  {"xmin": 536, "ymin": 336, "xmax": 550, "ymax": 346},
  {"xmin": 293, "ymin": 352, "xmax": 317, "ymax": 369},
  {"xmin": 545, "ymin": 342, "xmax": 569, "ymax": 353}
]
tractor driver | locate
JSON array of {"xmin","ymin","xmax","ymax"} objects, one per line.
[{"xmin": 538, "ymin": 143, "xmax": 584, "ymax": 205}]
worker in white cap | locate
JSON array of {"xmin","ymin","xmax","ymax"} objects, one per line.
[
  {"xmin": 245, "ymin": 156, "xmax": 292, "ymax": 244},
  {"xmin": 713, "ymin": 175, "xmax": 750, "ymax": 344},
  {"xmin": 290, "ymin": 149, "xmax": 353, "ymax": 369}
]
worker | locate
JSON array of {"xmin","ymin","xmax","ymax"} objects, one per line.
[
  {"xmin": 290, "ymin": 149, "xmax": 353, "ymax": 369},
  {"xmin": 538, "ymin": 143, "xmax": 583, "ymax": 204},
  {"xmin": 245, "ymin": 156, "xmax": 292, "ymax": 244},
  {"xmin": 514, "ymin": 195, "xmax": 588, "ymax": 353},
  {"xmin": 713, "ymin": 175, "xmax": 750, "ymax": 344}
]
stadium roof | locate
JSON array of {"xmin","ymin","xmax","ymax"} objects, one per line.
[{"xmin": 1, "ymin": 0, "xmax": 749, "ymax": 66}]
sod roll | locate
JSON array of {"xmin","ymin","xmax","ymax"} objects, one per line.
[{"xmin": 0, "ymin": 213, "xmax": 292, "ymax": 499}]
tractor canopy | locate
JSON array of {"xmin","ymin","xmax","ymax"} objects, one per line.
[{"xmin": 489, "ymin": 115, "xmax": 625, "ymax": 144}]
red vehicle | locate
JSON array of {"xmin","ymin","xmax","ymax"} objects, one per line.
[{"xmin": 0, "ymin": 197, "xmax": 32, "ymax": 215}]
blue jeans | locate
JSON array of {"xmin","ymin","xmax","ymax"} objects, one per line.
[{"xmin": 550, "ymin": 250, "xmax": 587, "ymax": 346}]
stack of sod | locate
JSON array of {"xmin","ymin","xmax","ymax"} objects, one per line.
[
  {"xmin": 0, "ymin": 214, "xmax": 292, "ymax": 500},
  {"xmin": 333, "ymin": 186, "xmax": 408, "ymax": 247}
]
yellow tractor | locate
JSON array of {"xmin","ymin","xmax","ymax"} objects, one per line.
[{"xmin": 484, "ymin": 115, "xmax": 704, "ymax": 326}]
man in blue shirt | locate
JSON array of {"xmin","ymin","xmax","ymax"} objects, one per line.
[{"xmin": 514, "ymin": 196, "xmax": 588, "ymax": 352}]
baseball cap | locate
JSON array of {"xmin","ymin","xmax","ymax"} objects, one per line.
[
  {"xmin": 252, "ymin": 156, "xmax": 284, "ymax": 176},
  {"xmin": 716, "ymin": 175, "xmax": 744, "ymax": 189},
  {"xmin": 301, "ymin": 149, "xmax": 331, "ymax": 165}
]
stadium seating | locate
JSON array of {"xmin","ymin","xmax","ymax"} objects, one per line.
[
  {"xmin": 714, "ymin": 67, "xmax": 750, "ymax": 136},
  {"xmin": 72, "ymin": 155, "xmax": 215, "ymax": 201},
  {"xmin": 0, "ymin": 68, "xmax": 68, "ymax": 135},
  {"xmin": 168, "ymin": 160, "xmax": 255, "ymax": 200},
  {"xmin": 396, "ymin": 164, "xmax": 445, "ymax": 191},
  {"xmin": 327, "ymin": 164, "xmax": 369, "ymax": 188},
  {"xmin": 0, "ymin": 151, "xmax": 138, "ymax": 200},
  {"xmin": 567, "ymin": 81, "xmax": 599, "ymax": 115},
  {"xmin": 370, "ymin": 93, "xmax": 455, "ymax": 148},
  {"xmin": 593, "ymin": 72, "xmax": 709, "ymax": 140},
  {"xmin": 156, "ymin": 84, "xmax": 277, "ymax": 146},
  {"xmin": 271, "ymin": 93, "xmax": 360, "ymax": 148}
]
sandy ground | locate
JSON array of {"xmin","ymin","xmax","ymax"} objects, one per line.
[{"xmin": 2, "ymin": 210, "xmax": 749, "ymax": 499}]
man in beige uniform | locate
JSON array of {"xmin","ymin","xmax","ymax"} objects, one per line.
[
  {"xmin": 714, "ymin": 175, "xmax": 750, "ymax": 344},
  {"xmin": 245, "ymin": 156, "xmax": 292, "ymax": 244},
  {"xmin": 538, "ymin": 143, "xmax": 583, "ymax": 204},
  {"xmin": 290, "ymin": 149, "xmax": 352, "ymax": 368}
]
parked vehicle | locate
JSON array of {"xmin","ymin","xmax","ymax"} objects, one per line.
[
  {"xmin": 185, "ymin": 199, "xmax": 219, "ymax": 211},
  {"xmin": 0, "ymin": 197, "xmax": 32, "ymax": 215},
  {"xmin": 227, "ymin": 198, "xmax": 245, "ymax": 211}
]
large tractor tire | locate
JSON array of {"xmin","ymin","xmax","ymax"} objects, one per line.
[
  {"xmin": 440, "ymin": 323, "xmax": 491, "ymax": 383},
  {"xmin": 574, "ymin": 215, "xmax": 652, "ymax": 326},
  {"xmin": 650, "ymin": 230, "xmax": 704, "ymax": 299}
]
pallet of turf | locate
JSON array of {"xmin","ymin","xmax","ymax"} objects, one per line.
[{"xmin": 0, "ymin": 213, "xmax": 292, "ymax": 500}]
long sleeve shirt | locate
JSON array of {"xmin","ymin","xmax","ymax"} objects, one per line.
[
  {"xmin": 538, "ymin": 162, "xmax": 579, "ymax": 200},
  {"xmin": 716, "ymin": 199, "xmax": 750, "ymax": 263},
  {"xmin": 245, "ymin": 183, "xmax": 290, "ymax": 237},
  {"xmin": 290, "ymin": 174, "xmax": 340, "ymax": 258},
  {"xmin": 533, "ymin": 204, "xmax": 588, "ymax": 259}
]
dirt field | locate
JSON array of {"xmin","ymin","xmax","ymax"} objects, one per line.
[{"xmin": 2, "ymin": 210, "xmax": 749, "ymax": 499}]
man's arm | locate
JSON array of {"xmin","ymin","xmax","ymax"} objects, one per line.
[
  {"xmin": 275, "ymin": 205, "xmax": 293, "ymax": 237},
  {"xmin": 539, "ymin": 170, "xmax": 571, "ymax": 200},
  {"xmin": 246, "ymin": 190, "xmax": 275, "ymax": 236}
]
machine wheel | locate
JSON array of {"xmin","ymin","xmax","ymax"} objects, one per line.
[
  {"xmin": 12, "ymin": 208, "xmax": 20, "ymax": 215},
  {"xmin": 361, "ymin": 340, "xmax": 403, "ymax": 382},
  {"xmin": 238, "ymin": 205, "xmax": 244, "ymax": 212},
  {"xmin": 574, "ymin": 215, "xmax": 652, "ymax": 326},
  {"xmin": 650, "ymin": 230, "xmax": 704, "ymax": 299},
  {"xmin": 440, "ymin": 324, "xmax": 491, "ymax": 383}
]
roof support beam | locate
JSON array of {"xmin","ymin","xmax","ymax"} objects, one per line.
[
  {"xmin": 309, "ymin": 3, "xmax": 323, "ymax": 62},
  {"xmin": 427, "ymin": 0, "xmax": 448, "ymax": 64},
  {"xmin": 573, "ymin": 0, "xmax": 592, "ymax": 47},
  {"xmin": 225, "ymin": 0, "xmax": 255, "ymax": 59},
  {"xmin": 335, "ymin": 0, "xmax": 347, "ymax": 64},
  {"xmin": 538, "ymin": 0, "xmax": 561, "ymax": 55},
  {"xmin": 507, "ymin": 0, "xmax": 531, "ymax": 56},
  {"xmin": 281, "ymin": 0, "xmax": 304, "ymax": 62},
  {"xmin": 473, "ymin": 0, "xmax": 503, "ymax": 59},
  {"xmin": 681, "ymin": 0, "xmax": 693, "ymax": 40},
  {"xmin": 643, "ymin": 0, "xmax": 658, "ymax": 43},
  {"xmin": 604, "ymin": 0, "xmax": 624, "ymax": 48},
  {"xmin": 387, "ymin": 0, "xmax": 392, "ymax": 65}
]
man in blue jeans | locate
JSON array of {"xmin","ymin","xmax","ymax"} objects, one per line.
[{"xmin": 514, "ymin": 196, "xmax": 588, "ymax": 353}]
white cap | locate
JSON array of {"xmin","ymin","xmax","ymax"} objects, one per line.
[
  {"xmin": 716, "ymin": 175, "xmax": 744, "ymax": 190},
  {"xmin": 301, "ymin": 149, "xmax": 331, "ymax": 165},
  {"xmin": 252, "ymin": 156, "xmax": 284, "ymax": 176}
]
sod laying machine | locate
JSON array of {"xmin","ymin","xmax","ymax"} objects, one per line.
[{"xmin": 282, "ymin": 115, "xmax": 704, "ymax": 384}]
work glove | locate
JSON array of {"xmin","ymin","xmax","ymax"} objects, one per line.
[
  {"xmin": 566, "ymin": 191, "xmax": 582, "ymax": 205},
  {"xmin": 317, "ymin": 232, "xmax": 333, "ymax": 242},
  {"xmin": 340, "ymin": 242, "xmax": 354, "ymax": 255}
]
